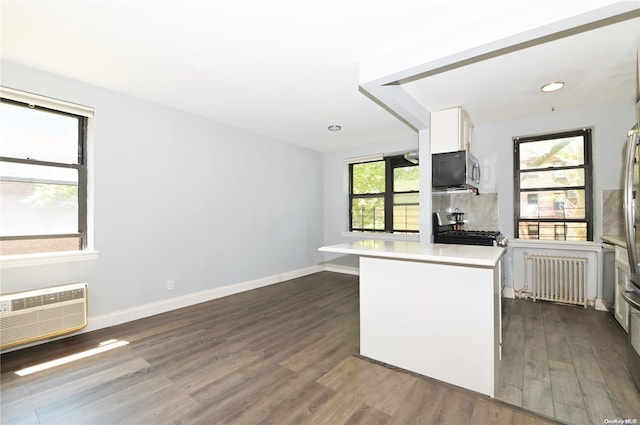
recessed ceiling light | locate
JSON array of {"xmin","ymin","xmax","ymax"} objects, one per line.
[
  {"xmin": 541, "ymin": 82, "xmax": 565, "ymax": 93},
  {"xmin": 328, "ymin": 125, "xmax": 342, "ymax": 131}
]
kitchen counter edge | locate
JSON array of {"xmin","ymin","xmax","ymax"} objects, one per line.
[
  {"xmin": 319, "ymin": 240, "xmax": 505, "ymax": 268},
  {"xmin": 602, "ymin": 235, "xmax": 626, "ymax": 248}
]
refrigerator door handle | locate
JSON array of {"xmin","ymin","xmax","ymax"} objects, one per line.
[
  {"xmin": 624, "ymin": 129, "xmax": 640, "ymax": 279},
  {"xmin": 622, "ymin": 288, "xmax": 640, "ymax": 311}
]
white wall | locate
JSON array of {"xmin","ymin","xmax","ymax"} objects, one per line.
[
  {"xmin": 322, "ymin": 99, "xmax": 635, "ymax": 247},
  {"xmin": 2, "ymin": 59, "xmax": 635, "ymax": 340},
  {"xmin": 510, "ymin": 240, "xmax": 601, "ymax": 305},
  {"xmin": 1, "ymin": 61, "xmax": 324, "ymax": 327},
  {"xmin": 321, "ymin": 99, "xmax": 636, "ymax": 287}
]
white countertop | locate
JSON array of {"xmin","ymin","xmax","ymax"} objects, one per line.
[
  {"xmin": 319, "ymin": 240, "xmax": 505, "ymax": 268},
  {"xmin": 602, "ymin": 235, "xmax": 626, "ymax": 248}
]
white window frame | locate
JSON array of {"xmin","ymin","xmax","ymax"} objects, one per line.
[{"xmin": 0, "ymin": 87, "xmax": 99, "ymax": 268}]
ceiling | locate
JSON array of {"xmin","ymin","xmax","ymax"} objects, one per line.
[
  {"xmin": 1, "ymin": 1, "xmax": 639, "ymax": 152},
  {"xmin": 401, "ymin": 13, "xmax": 640, "ymax": 125}
]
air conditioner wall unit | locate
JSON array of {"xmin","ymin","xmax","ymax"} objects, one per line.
[{"xmin": 0, "ymin": 282, "xmax": 88, "ymax": 350}]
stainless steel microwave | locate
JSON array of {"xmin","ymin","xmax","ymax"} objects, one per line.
[{"xmin": 432, "ymin": 150, "xmax": 480, "ymax": 190}]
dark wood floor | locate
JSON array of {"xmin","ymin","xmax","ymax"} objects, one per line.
[
  {"xmin": 2, "ymin": 272, "xmax": 569, "ymax": 424},
  {"xmin": 497, "ymin": 296, "xmax": 640, "ymax": 424}
]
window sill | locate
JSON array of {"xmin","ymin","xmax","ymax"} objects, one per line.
[
  {"xmin": 509, "ymin": 239, "xmax": 600, "ymax": 251},
  {"xmin": 1, "ymin": 250, "xmax": 100, "ymax": 269},
  {"xmin": 341, "ymin": 231, "xmax": 420, "ymax": 242}
]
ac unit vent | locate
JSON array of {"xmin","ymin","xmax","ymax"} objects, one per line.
[{"xmin": 1, "ymin": 283, "xmax": 88, "ymax": 350}]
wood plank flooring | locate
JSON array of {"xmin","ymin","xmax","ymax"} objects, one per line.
[
  {"xmin": 0, "ymin": 272, "xmax": 594, "ymax": 424},
  {"xmin": 497, "ymin": 297, "xmax": 640, "ymax": 424}
]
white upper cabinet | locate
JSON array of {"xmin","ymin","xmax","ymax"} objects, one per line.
[{"xmin": 430, "ymin": 107, "xmax": 473, "ymax": 154}]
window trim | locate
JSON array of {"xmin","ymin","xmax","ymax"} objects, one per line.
[
  {"xmin": 0, "ymin": 250, "xmax": 100, "ymax": 269},
  {"xmin": 0, "ymin": 89, "xmax": 94, "ymax": 257},
  {"xmin": 513, "ymin": 128, "xmax": 593, "ymax": 241},
  {"xmin": 0, "ymin": 86, "xmax": 94, "ymax": 118},
  {"xmin": 349, "ymin": 154, "xmax": 419, "ymax": 234}
]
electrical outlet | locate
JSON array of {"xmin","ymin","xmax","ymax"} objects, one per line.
[{"xmin": 167, "ymin": 280, "xmax": 175, "ymax": 291}]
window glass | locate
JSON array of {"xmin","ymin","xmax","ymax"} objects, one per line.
[
  {"xmin": 518, "ymin": 221, "xmax": 587, "ymax": 241},
  {"xmin": 519, "ymin": 169, "xmax": 585, "ymax": 189},
  {"xmin": 519, "ymin": 189, "xmax": 586, "ymax": 219},
  {"xmin": 351, "ymin": 197, "xmax": 384, "ymax": 231},
  {"xmin": 0, "ymin": 103, "xmax": 79, "ymax": 164},
  {"xmin": 0, "ymin": 237, "xmax": 81, "ymax": 255},
  {"xmin": 518, "ymin": 136, "xmax": 584, "ymax": 170},
  {"xmin": 393, "ymin": 166, "xmax": 419, "ymax": 192},
  {"xmin": 393, "ymin": 193, "xmax": 419, "ymax": 231},
  {"xmin": 1, "ymin": 163, "xmax": 78, "ymax": 236},
  {"xmin": 352, "ymin": 161, "xmax": 385, "ymax": 194}
]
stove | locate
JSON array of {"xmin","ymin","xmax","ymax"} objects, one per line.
[
  {"xmin": 434, "ymin": 230, "xmax": 507, "ymax": 247},
  {"xmin": 433, "ymin": 213, "xmax": 508, "ymax": 247}
]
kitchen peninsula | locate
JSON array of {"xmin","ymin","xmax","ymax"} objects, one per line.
[{"xmin": 320, "ymin": 240, "xmax": 506, "ymax": 397}]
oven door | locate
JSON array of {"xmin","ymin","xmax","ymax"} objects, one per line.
[{"xmin": 622, "ymin": 287, "xmax": 640, "ymax": 391}]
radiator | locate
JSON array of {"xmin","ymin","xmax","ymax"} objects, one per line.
[
  {"xmin": 0, "ymin": 283, "xmax": 88, "ymax": 350},
  {"xmin": 524, "ymin": 254, "xmax": 588, "ymax": 307}
]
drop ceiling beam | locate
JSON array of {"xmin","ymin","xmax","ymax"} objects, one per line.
[{"xmin": 359, "ymin": 1, "xmax": 640, "ymax": 131}]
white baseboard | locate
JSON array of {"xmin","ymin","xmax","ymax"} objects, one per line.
[
  {"xmin": 2, "ymin": 265, "xmax": 324, "ymax": 353},
  {"xmin": 594, "ymin": 298, "xmax": 611, "ymax": 312},
  {"xmin": 502, "ymin": 287, "xmax": 515, "ymax": 299},
  {"xmin": 322, "ymin": 263, "xmax": 359, "ymax": 276},
  {"xmin": 84, "ymin": 265, "xmax": 324, "ymax": 333}
]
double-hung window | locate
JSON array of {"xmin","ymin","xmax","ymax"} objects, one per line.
[
  {"xmin": 349, "ymin": 154, "xmax": 419, "ymax": 233},
  {"xmin": 514, "ymin": 128, "xmax": 593, "ymax": 241},
  {"xmin": 0, "ymin": 88, "xmax": 93, "ymax": 255}
]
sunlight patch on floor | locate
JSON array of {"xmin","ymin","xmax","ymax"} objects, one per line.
[{"xmin": 15, "ymin": 339, "xmax": 129, "ymax": 376}]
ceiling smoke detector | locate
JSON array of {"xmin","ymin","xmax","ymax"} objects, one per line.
[{"xmin": 328, "ymin": 125, "xmax": 342, "ymax": 131}]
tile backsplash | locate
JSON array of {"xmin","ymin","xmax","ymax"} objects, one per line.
[
  {"xmin": 432, "ymin": 189, "xmax": 625, "ymax": 236},
  {"xmin": 432, "ymin": 192, "xmax": 499, "ymax": 231},
  {"xmin": 602, "ymin": 189, "xmax": 624, "ymax": 236}
]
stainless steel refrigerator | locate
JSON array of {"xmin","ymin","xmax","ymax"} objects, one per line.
[{"xmin": 623, "ymin": 121, "xmax": 640, "ymax": 391}]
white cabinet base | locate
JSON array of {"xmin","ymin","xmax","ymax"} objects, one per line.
[{"xmin": 359, "ymin": 256, "xmax": 499, "ymax": 397}]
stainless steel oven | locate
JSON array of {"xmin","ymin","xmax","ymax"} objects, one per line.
[{"xmin": 432, "ymin": 212, "xmax": 507, "ymax": 247}]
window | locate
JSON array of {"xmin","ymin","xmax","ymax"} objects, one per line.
[
  {"xmin": 0, "ymin": 89, "xmax": 93, "ymax": 255},
  {"xmin": 349, "ymin": 155, "xmax": 419, "ymax": 233},
  {"xmin": 514, "ymin": 128, "xmax": 592, "ymax": 241},
  {"xmin": 554, "ymin": 224, "xmax": 566, "ymax": 240}
]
